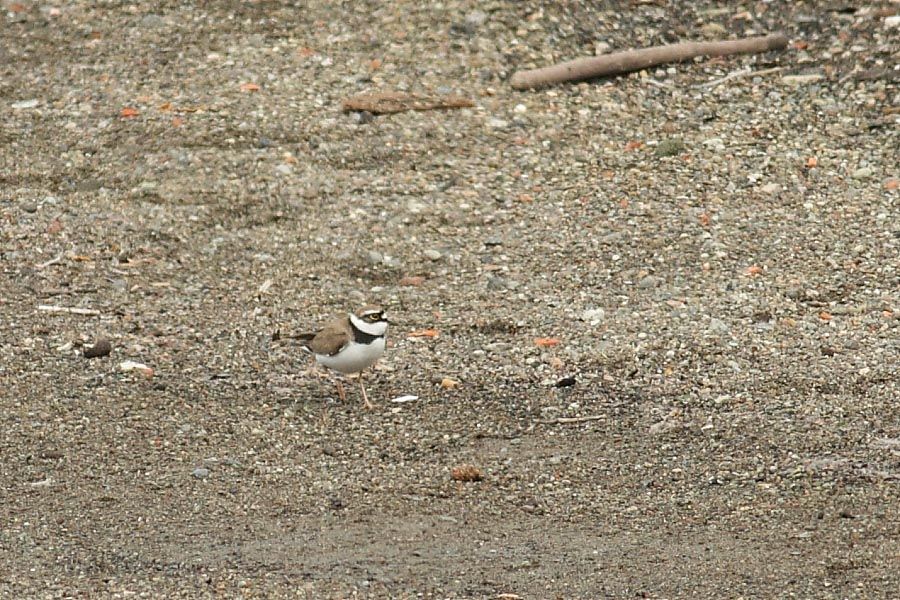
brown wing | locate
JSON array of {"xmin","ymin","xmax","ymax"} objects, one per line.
[{"xmin": 306, "ymin": 316, "xmax": 351, "ymax": 356}]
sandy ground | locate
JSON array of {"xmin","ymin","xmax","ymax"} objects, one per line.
[{"xmin": 1, "ymin": 1, "xmax": 898, "ymax": 598}]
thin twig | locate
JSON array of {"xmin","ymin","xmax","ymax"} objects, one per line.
[
  {"xmin": 36, "ymin": 254, "xmax": 64, "ymax": 269},
  {"xmin": 838, "ymin": 66, "xmax": 860, "ymax": 85},
  {"xmin": 37, "ymin": 304, "xmax": 101, "ymax": 316},
  {"xmin": 535, "ymin": 415, "xmax": 606, "ymax": 425},
  {"xmin": 698, "ymin": 66, "xmax": 783, "ymax": 88},
  {"xmin": 646, "ymin": 78, "xmax": 674, "ymax": 89}
]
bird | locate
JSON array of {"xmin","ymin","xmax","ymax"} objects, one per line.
[{"xmin": 297, "ymin": 305, "xmax": 388, "ymax": 409}]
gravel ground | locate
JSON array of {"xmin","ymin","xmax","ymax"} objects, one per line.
[{"xmin": 1, "ymin": 1, "xmax": 898, "ymax": 598}]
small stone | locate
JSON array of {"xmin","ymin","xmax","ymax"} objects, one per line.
[
  {"xmin": 83, "ymin": 338, "xmax": 112, "ymax": 359},
  {"xmin": 440, "ymin": 377, "xmax": 460, "ymax": 390},
  {"xmin": 554, "ymin": 376, "xmax": 576, "ymax": 388},
  {"xmin": 484, "ymin": 236, "xmax": 503, "ymax": 246},
  {"xmin": 483, "ymin": 342, "xmax": 511, "ymax": 353},
  {"xmin": 513, "ymin": 103, "xmax": 527, "ymax": 114},
  {"xmin": 352, "ymin": 110, "xmax": 375, "ymax": 125},
  {"xmin": 366, "ymin": 250, "xmax": 384, "ymax": 265},
  {"xmin": 423, "ymin": 249, "xmax": 442, "ymax": 261},
  {"xmin": 487, "ymin": 276, "xmax": 510, "ymax": 290},
  {"xmin": 781, "ymin": 73, "xmax": 824, "ymax": 86},
  {"xmin": 275, "ymin": 164, "xmax": 293, "ymax": 175},
  {"xmin": 601, "ymin": 232, "xmax": 623, "ymax": 244},
  {"xmin": 852, "ymin": 167, "xmax": 873, "ymax": 179},
  {"xmin": 119, "ymin": 360, "xmax": 154, "ymax": 378},
  {"xmin": 581, "ymin": 308, "xmax": 605, "ymax": 323},
  {"xmin": 487, "ymin": 118, "xmax": 509, "ymax": 130},
  {"xmin": 885, "ymin": 15, "xmax": 900, "ymax": 29},
  {"xmin": 638, "ymin": 275, "xmax": 660, "ymax": 289},
  {"xmin": 192, "ymin": 467, "xmax": 210, "ymax": 479},
  {"xmin": 11, "ymin": 99, "xmax": 39, "ymax": 110},
  {"xmin": 140, "ymin": 14, "xmax": 166, "ymax": 28},
  {"xmin": 700, "ymin": 22, "xmax": 727, "ymax": 37},
  {"xmin": 594, "ymin": 41, "xmax": 611, "ymax": 55},
  {"xmin": 708, "ymin": 318, "xmax": 730, "ymax": 334},
  {"xmin": 465, "ymin": 10, "xmax": 487, "ymax": 28},
  {"xmin": 399, "ymin": 275, "xmax": 425, "ymax": 286},
  {"xmin": 760, "ymin": 183, "xmax": 782, "ymax": 194}
]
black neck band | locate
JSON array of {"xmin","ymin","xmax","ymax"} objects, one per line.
[{"xmin": 350, "ymin": 321, "xmax": 383, "ymax": 345}]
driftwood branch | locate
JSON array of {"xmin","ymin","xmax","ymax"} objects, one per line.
[
  {"xmin": 510, "ymin": 33, "xmax": 789, "ymax": 90},
  {"xmin": 37, "ymin": 304, "xmax": 101, "ymax": 316},
  {"xmin": 341, "ymin": 91, "xmax": 474, "ymax": 114},
  {"xmin": 535, "ymin": 415, "xmax": 606, "ymax": 425}
]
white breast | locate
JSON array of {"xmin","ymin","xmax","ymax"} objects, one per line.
[{"xmin": 316, "ymin": 338, "xmax": 385, "ymax": 374}]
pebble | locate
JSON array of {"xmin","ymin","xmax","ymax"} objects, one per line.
[
  {"xmin": 483, "ymin": 342, "xmax": 511, "ymax": 353},
  {"xmin": 83, "ymin": 339, "xmax": 112, "ymax": 359},
  {"xmin": 760, "ymin": 183, "xmax": 782, "ymax": 194},
  {"xmin": 465, "ymin": 10, "xmax": 487, "ymax": 28},
  {"xmin": 700, "ymin": 22, "xmax": 727, "ymax": 37},
  {"xmin": 423, "ymin": 249, "xmax": 442, "ymax": 261},
  {"xmin": 119, "ymin": 360, "xmax": 153, "ymax": 377},
  {"xmin": 140, "ymin": 14, "xmax": 166, "ymax": 28},
  {"xmin": 487, "ymin": 276, "xmax": 508, "ymax": 290},
  {"xmin": 601, "ymin": 232, "xmax": 623, "ymax": 244},
  {"xmin": 352, "ymin": 111, "xmax": 375, "ymax": 125},
  {"xmin": 581, "ymin": 308, "xmax": 605, "ymax": 323},
  {"xmin": 487, "ymin": 118, "xmax": 509, "ymax": 130},
  {"xmin": 637, "ymin": 275, "xmax": 660, "ymax": 289},
  {"xmin": 781, "ymin": 73, "xmax": 824, "ymax": 86},
  {"xmin": 11, "ymin": 99, "xmax": 39, "ymax": 110},
  {"xmin": 191, "ymin": 468, "xmax": 210, "ymax": 479},
  {"xmin": 275, "ymin": 164, "xmax": 293, "ymax": 175},
  {"xmin": 708, "ymin": 318, "xmax": 730, "ymax": 334},
  {"xmin": 554, "ymin": 376, "xmax": 576, "ymax": 388},
  {"xmin": 852, "ymin": 167, "xmax": 873, "ymax": 179}
]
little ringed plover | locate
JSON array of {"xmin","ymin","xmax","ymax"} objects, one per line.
[{"xmin": 299, "ymin": 305, "xmax": 388, "ymax": 409}]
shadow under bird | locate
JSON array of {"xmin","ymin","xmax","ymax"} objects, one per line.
[{"xmin": 298, "ymin": 305, "xmax": 388, "ymax": 409}]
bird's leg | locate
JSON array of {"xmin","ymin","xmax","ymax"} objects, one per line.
[
  {"xmin": 306, "ymin": 357, "xmax": 330, "ymax": 380},
  {"xmin": 335, "ymin": 378, "xmax": 346, "ymax": 402},
  {"xmin": 358, "ymin": 371, "xmax": 374, "ymax": 410}
]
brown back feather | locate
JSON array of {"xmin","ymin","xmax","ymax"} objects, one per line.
[{"xmin": 305, "ymin": 316, "xmax": 351, "ymax": 356}]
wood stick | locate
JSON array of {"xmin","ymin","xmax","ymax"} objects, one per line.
[
  {"xmin": 535, "ymin": 415, "xmax": 606, "ymax": 425},
  {"xmin": 510, "ymin": 32, "xmax": 789, "ymax": 90},
  {"xmin": 35, "ymin": 254, "xmax": 64, "ymax": 269},
  {"xmin": 697, "ymin": 66, "xmax": 783, "ymax": 89},
  {"xmin": 37, "ymin": 304, "xmax": 100, "ymax": 316}
]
